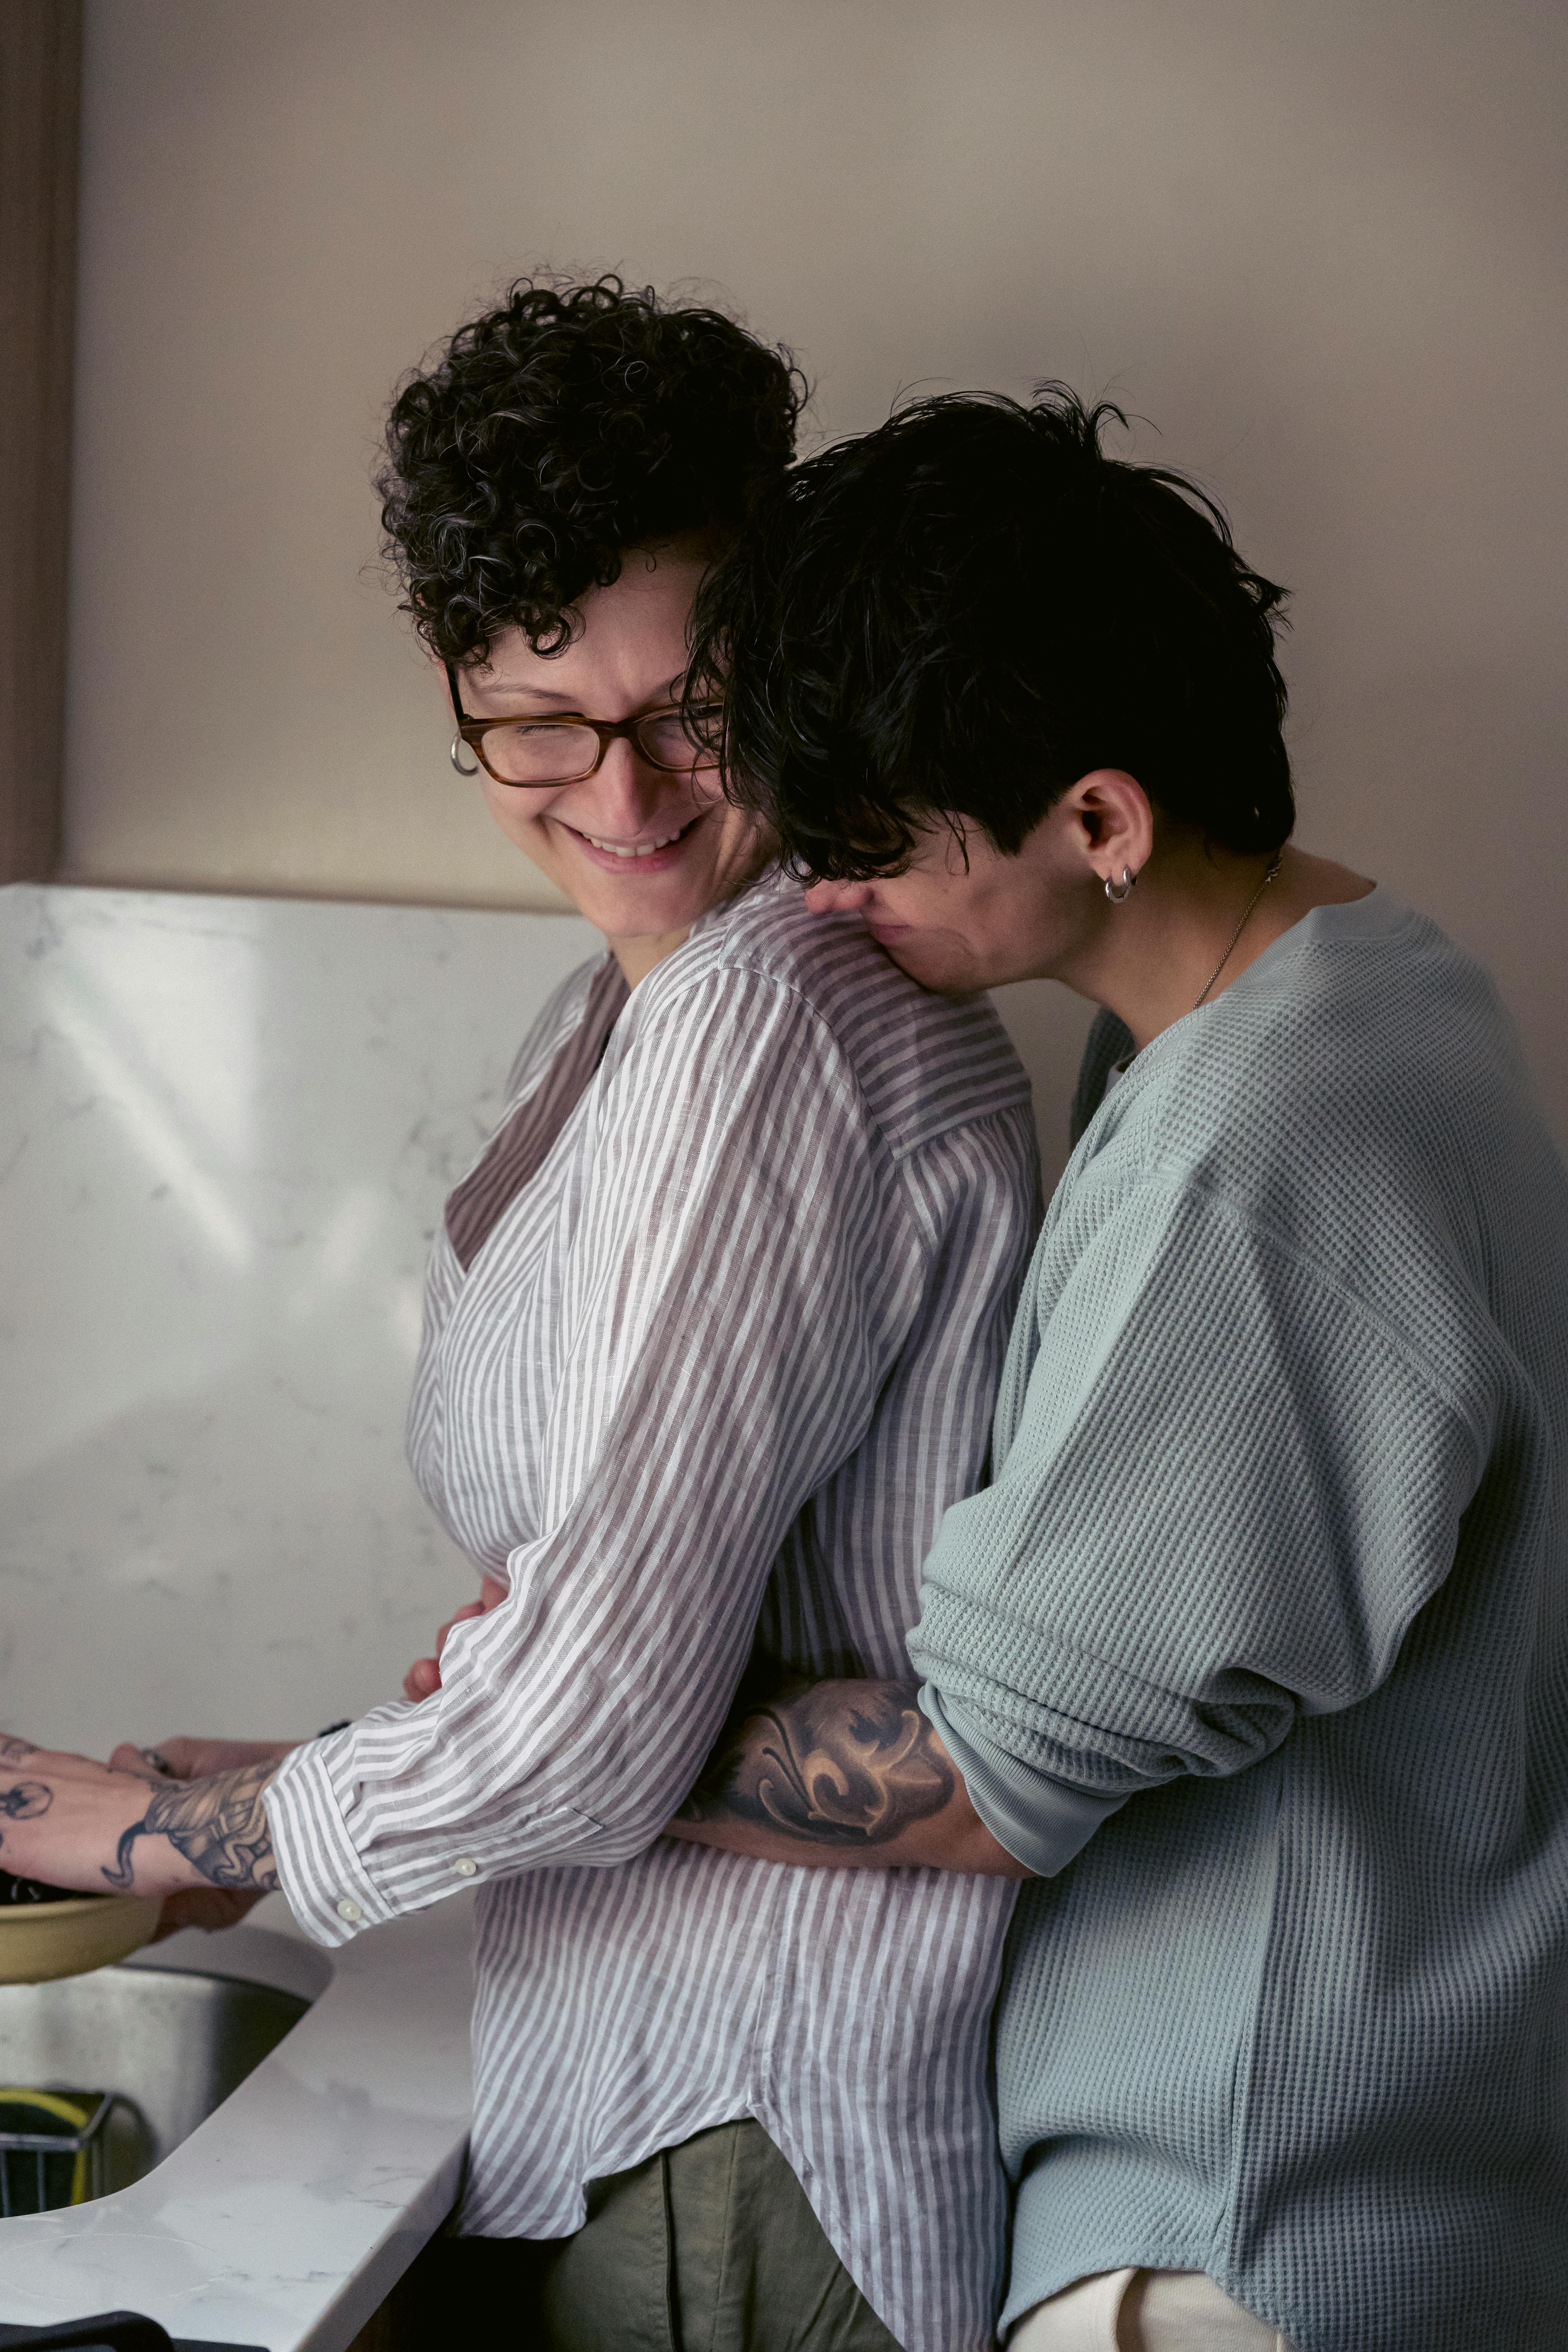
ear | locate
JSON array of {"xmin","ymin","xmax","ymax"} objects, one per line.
[
  {"xmin": 429, "ymin": 646, "xmax": 460, "ymax": 722},
  {"xmin": 1061, "ymin": 769, "xmax": 1155, "ymax": 891}
]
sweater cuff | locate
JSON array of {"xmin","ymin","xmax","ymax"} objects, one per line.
[{"xmin": 920, "ymin": 1683, "xmax": 1127, "ymax": 1878}]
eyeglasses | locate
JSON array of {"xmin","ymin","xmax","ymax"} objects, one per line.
[{"xmin": 445, "ymin": 662, "xmax": 722, "ymax": 789}]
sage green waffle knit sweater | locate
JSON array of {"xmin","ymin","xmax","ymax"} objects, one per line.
[{"xmin": 907, "ymin": 888, "xmax": 1568, "ymax": 2352}]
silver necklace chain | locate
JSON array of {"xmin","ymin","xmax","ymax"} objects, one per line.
[{"xmin": 1192, "ymin": 854, "xmax": 1284, "ymax": 1011}]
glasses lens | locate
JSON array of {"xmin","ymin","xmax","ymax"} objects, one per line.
[
  {"xmin": 636, "ymin": 711, "xmax": 720, "ymax": 771},
  {"xmin": 479, "ymin": 722, "xmax": 600, "ymax": 786}
]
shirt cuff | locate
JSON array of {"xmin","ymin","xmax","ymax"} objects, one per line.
[
  {"xmin": 263, "ymin": 1735, "xmax": 393, "ymax": 1947},
  {"xmin": 919, "ymin": 1683, "xmax": 1128, "ymax": 1877}
]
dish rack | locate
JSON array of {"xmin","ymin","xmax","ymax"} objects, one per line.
[{"xmin": 0, "ymin": 2088, "xmax": 127, "ymax": 2214}]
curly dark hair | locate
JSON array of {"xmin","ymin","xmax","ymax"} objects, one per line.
[
  {"xmin": 687, "ymin": 387, "xmax": 1294, "ymax": 876},
  {"xmin": 377, "ymin": 277, "xmax": 806, "ymax": 663}
]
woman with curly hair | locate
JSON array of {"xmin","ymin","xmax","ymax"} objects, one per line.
[{"xmin": 5, "ymin": 283, "xmax": 1039, "ymax": 2352}]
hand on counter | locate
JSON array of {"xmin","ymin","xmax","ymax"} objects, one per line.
[{"xmin": 403, "ymin": 1572, "xmax": 509, "ymax": 1700}]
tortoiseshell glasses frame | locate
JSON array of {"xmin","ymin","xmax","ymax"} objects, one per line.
[{"xmin": 445, "ymin": 662, "xmax": 722, "ymax": 789}]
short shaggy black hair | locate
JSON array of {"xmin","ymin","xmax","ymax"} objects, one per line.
[
  {"xmin": 378, "ymin": 277, "xmax": 805, "ymax": 664},
  {"xmin": 687, "ymin": 387, "xmax": 1294, "ymax": 875}
]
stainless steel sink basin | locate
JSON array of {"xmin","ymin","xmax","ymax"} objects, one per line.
[
  {"xmin": 0, "ymin": 1965, "xmax": 311, "ymax": 2198},
  {"xmin": 0, "ymin": 1912, "xmax": 470, "ymax": 2351}
]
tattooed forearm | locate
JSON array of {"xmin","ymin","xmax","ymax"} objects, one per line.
[
  {"xmin": 102, "ymin": 1760, "xmax": 279, "ymax": 1894},
  {"xmin": 0, "ymin": 1737, "xmax": 40, "ymax": 1767},
  {"xmin": 677, "ymin": 1676, "xmax": 955, "ymax": 1847}
]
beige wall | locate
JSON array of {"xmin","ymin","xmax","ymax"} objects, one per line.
[{"xmin": 63, "ymin": 0, "xmax": 1568, "ymax": 1147}]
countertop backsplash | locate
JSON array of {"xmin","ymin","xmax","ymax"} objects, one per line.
[{"xmin": 0, "ymin": 882, "xmax": 599, "ymax": 1756}]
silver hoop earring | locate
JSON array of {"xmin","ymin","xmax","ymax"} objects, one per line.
[
  {"xmin": 450, "ymin": 735, "xmax": 479, "ymax": 777},
  {"xmin": 1104, "ymin": 866, "xmax": 1137, "ymax": 905}
]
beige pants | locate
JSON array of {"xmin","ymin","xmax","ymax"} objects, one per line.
[{"xmin": 1010, "ymin": 2268, "xmax": 1294, "ymax": 2352}]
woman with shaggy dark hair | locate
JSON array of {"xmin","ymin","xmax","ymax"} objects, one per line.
[
  {"xmin": 666, "ymin": 389, "xmax": 1568, "ymax": 2352},
  {"xmin": 4, "ymin": 284, "xmax": 1039, "ymax": 2352}
]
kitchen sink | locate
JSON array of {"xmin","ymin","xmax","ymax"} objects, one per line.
[
  {"xmin": 0, "ymin": 1964, "xmax": 312, "ymax": 2200},
  {"xmin": 0, "ymin": 1910, "xmax": 470, "ymax": 2352}
]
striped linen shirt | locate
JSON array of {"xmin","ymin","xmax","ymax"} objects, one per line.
[{"xmin": 265, "ymin": 875, "xmax": 1040, "ymax": 2352}]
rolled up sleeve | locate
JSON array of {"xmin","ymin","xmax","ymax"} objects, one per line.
[
  {"xmin": 907, "ymin": 1179, "xmax": 1489, "ymax": 1853},
  {"xmin": 919, "ymin": 1683, "xmax": 1126, "ymax": 1877}
]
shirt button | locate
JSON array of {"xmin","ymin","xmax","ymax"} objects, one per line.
[
  {"xmin": 336, "ymin": 1897, "xmax": 364, "ymax": 1922},
  {"xmin": 451, "ymin": 1857, "xmax": 478, "ymax": 1878}
]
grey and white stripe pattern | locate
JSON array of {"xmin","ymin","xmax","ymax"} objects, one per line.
[{"xmin": 265, "ymin": 876, "xmax": 1040, "ymax": 2352}]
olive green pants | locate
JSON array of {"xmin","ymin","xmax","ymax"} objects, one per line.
[{"xmin": 390, "ymin": 2119, "xmax": 904, "ymax": 2351}]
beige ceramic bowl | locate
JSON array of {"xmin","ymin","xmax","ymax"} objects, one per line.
[{"xmin": 0, "ymin": 1895, "xmax": 162, "ymax": 1985}]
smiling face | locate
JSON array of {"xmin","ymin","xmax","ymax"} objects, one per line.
[{"xmin": 453, "ymin": 540, "xmax": 771, "ymax": 979}]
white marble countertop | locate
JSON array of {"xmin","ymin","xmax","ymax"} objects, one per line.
[{"xmin": 0, "ymin": 1892, "xmax": 474, "ymax": 2349}]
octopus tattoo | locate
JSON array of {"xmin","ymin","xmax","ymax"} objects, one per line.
[
  {"xmin": 678, "ymin": 1675, "xmax": 955, "ymax": 1847},
  {"xmin": 102, "ymin": 1760, "xmax": 279, "ymax": 1894}
]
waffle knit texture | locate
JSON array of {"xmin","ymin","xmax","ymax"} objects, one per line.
[{"xmin": 906, "ymin": 888, "xmax": 1568, "ymax": 2352}]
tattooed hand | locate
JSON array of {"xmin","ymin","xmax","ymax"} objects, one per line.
[
  {"xmin": 0, "ymin": 1783, "xmax": 53, "ymax": 1821},
  {"xmin": 0, "ymin": 1769, "xmax": 70, "ymax": 1907},
  {"xmin": 0, "ymin": 1741, "xmax": 280, "ymax": 1902}
]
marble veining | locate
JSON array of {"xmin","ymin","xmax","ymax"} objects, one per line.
[
  {"xmin": 0, "ymin": 1900, "xmax": 475, "ymax": 2348},
  {"xmin": 0, "ymin": 883, "xmax": 597, "ymax": 1751}
]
